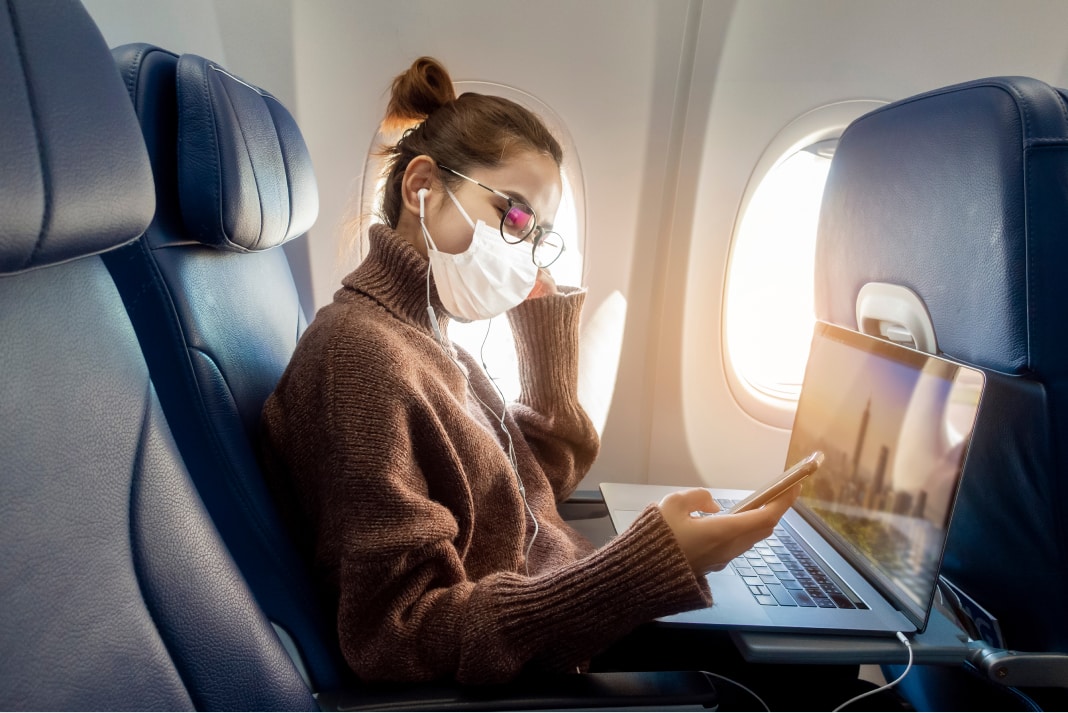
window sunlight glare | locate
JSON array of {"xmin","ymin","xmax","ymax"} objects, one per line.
[{"xmin": 725, "ymin": 148, "xmax": 832, "ymax": 400}]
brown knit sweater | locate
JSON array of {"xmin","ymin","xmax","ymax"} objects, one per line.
[{"xmin": 260, "ymin": 224, "xmax": 711, "ymax": 685}]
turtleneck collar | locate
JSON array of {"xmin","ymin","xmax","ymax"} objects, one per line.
[{"xmin": 342, "ymin": 223, "xmax": 450, "ymax": 338}]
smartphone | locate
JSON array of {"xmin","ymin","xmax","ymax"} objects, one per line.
[{"xmin": 726, "ymin": 450, "xmax": 824, "ymax": 514}]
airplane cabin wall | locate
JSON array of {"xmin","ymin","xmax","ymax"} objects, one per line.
[
  {"xmin": 82, "ymin": 0, "xmax": 230, "ymax": 70},
  {"xmin": 80, "ymin": 0, "xmax": 1068, "ymax": 495}
]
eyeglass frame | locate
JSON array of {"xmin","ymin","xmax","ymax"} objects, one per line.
[{"xmin": 436, "ymin": 163, "xmax": 565, "ymax": 268}]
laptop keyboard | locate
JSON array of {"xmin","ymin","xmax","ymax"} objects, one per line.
[{"xmin": 718, "ymin": 500, "xmax": 868, "ymax": 610}]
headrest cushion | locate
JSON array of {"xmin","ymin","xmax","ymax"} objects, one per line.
[
  {"xmin": 816, "ymin": 76, "xmax": 1068, "ymax": 375},
  {"xmin": 0, "ymin": 0, "xmax": 154, "ymax": 274},
  {"xmin": 176, "ymin": 54, "xmax": 318, "ymax": 252}
]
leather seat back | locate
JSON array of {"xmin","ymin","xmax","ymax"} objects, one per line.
[
  {"xmin": 105, "ymin": 43, "xmax": 347, "ymax": 690},
  {"xmin": 0, "ymin": 1, "xmax": 315, "ymax": 709}
]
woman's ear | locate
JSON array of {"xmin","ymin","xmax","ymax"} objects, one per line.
[{"xmin": 400, "ymin": 155, "xmax": 437, "ymax": 218}]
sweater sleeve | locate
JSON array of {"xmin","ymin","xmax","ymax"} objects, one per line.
[
  {"xmin": 504, "ymin": 287, "xmax": 599, "ymax": 502},
  {"xmin": 453, "ymin": 507, "xmax": 713, "ymax": 682},
  {"xmin": 338, "ymin": 496, "xmax": 712, "ymax": 685}
]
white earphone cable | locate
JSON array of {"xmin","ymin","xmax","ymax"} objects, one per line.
[
  {"xmin": 476, "ymin": 318, "xmax": 539, "ymax": 572},
  {"xmin": 419, "ymin": 190, "xmax": 538, "ymax": 575}
]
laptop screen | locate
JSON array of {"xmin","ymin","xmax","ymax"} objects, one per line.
[{"xmin": 786, "ymin": 321, "xmax": 984, "ymax": 627}]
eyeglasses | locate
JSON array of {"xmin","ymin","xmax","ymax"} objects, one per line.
[{"xmin": 437, "ymin": 164, "xmax": 565, "ymax": 268}]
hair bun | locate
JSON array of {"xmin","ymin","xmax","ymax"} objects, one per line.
[{"xmin": 382, "ymin": 56, "xmax": 457, "ymax": 132}]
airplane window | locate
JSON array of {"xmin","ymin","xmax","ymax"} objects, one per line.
[
  {"xmin": 717, "ymin": 100, "xmax": 885, "ymax": 429},
  {"xmin": 724, "ymin": 140, "xmax": 835, "ymax": 404},
  {"xmin": 359, "ymin": 81, "xmax": 585, "ymax": 403}
]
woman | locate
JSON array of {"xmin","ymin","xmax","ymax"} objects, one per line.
[{"xmin": 260, "ymin": 56, "xmax": 799, "ymax": 686}]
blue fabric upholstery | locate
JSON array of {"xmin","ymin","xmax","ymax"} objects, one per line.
[
  {"xmin": 106, "ymin": 43, "xmax": 348, "ymax": 692},
  {"xmin": 815, "ymin": 76, "xmax": 1068, "ymax": 708},
  {"xmin": 0, "ymin": 1, "xmax": 315, "ymax": 709}
]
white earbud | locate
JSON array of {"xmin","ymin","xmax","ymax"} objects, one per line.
[{"xmin": 417, "ymin": 187, "xmax": 444, "ymax": 344}]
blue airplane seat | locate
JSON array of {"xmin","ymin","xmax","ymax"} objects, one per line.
[
  {"xmin": 814, "ymin": 75, "xmax": 1068, "ymax": 710},
  {"xmin": 0, "ymin": 0, "xmax": 316, "ymax": 709},
  {"xmin": 104, "ymin": 42, "xmax": 349, "ymax": 692}
]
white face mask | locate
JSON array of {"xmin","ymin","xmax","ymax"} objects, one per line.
[{"xmin": 420, "ymin": 186, "xmax": 539, "ymax": 322}]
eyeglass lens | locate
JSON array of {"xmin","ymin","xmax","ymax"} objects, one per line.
[
  {"xmin": 532, "ymin": 231, "xmax": 564, "ymax": 268},
  {"xmin": 497, "ymin": 203, "xmax": 564, "ymax": 268},
  {"xmin": 501, "ymin": 204, "xmax": 536, "ymax": 241}
]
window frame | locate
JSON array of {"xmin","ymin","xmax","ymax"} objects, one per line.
[{"xmin": 721, "ymin": 100, "xmax": 888, "ymax": 429}]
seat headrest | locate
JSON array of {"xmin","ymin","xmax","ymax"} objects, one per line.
[
  {"xmin": 816, "ymin": 75, "xmax": 1068, "ymax": 375},
  {"xmin": 176, "ymin": 53, "xmax": 318, "ymax": 252},
  {"xmin": 0, "ymin": 0, "xmax": 154, "ymax": 274}
]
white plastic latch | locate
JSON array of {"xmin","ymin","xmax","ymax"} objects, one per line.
[{"xmin": 856, "ymin": 282, "xmax": 938, "ymax": 354}]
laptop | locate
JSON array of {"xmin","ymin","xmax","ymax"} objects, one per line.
[{"xmin": 600, "ymin": 320, "xmax": 985, "ymax": 637}]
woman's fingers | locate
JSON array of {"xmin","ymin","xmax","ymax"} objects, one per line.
[
  {"xmin": 659, "ymin": 487, "xmax": 718, "ymax": 516},
  {"xmin": 658, "ymin": 485, "xmax": 800, "ymax": 574},
  {"xmin": 526, "ymin": 268, "xmax": 558, "ymax": 299}
]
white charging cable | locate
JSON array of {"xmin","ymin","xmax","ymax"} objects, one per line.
[
  {"xmin": 832, "ymin": 631, "xmax": 913, "ymax": 711},
  {"xmin": 703, "ymin": 633, "xmax": 912, "ymax": 713}
]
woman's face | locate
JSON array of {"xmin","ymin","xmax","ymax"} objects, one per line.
[{"xmin": 425, "ymin": 150, "xmax": 563, "ymax": 256}]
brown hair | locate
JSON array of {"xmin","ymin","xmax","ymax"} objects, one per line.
[{"xmin": 377, "ymin": 57, "xmax": 563, "ymax": 228}]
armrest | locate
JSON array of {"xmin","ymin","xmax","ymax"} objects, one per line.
[
  {"xmin": 317, "ymin": 670, "xmax": 719, "ymax": 711},
  {"xmin": 558, "ymin": 489, "xmax": 609, "ymax": 521},
  {"xmin": 969, "ymin": 647, "xmax": 1068, "ymax": 690}
]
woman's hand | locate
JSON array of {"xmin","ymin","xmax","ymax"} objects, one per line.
[
  {"xmin": 658, "ymin": 485, "xmax": 801, "ymax": 575},
  {"xmin": 526, "ymin": 268, "xmax": 559, "ymax": 299}
]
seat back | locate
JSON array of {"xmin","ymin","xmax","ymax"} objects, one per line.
[
  {"xmin": 0, "ymin": 1, "xmax": 315, "ymax": 709},
  {"xmin": 815, "ymin": 76, "xmax": 1068, "ymax": 707},
  {"xmin": 103, "ymin": 43, "xmax": 347, "ymax": 690}
]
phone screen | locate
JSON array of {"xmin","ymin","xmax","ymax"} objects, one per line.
[{"xmin": 727, "ymin": 450, "xmax": 824, "ymax": 514}]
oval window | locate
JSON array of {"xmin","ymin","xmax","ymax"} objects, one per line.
[
  {"xmin": 722, "ymin": 100, "xmax": 887, "ymax": 428},
  {"xmin": 724, "ymin": 140, "xmax": 834, "ymax": 401}
]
